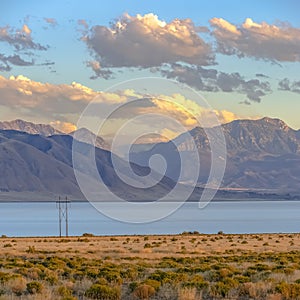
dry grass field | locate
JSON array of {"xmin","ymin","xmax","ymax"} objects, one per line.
[
  {"xmin": 0, "ymin": 233, "xmax": 300, "ymax": 299},
  {"xmin": 1, "ymin": 233, "xmax": 300, "ymax": 259}
]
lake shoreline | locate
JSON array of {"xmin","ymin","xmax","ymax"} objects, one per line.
[
  {"xmin": 1, "ymin": 198, "xmax": 300, "ymax": 203},
  {"xmin": 1, "ymin": 232, "xmax": 300, "ymax": 239}
]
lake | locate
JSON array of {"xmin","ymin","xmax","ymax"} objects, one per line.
[{"xmin": 0, "ymin": 201, "xmax": 299, "ymax": 237}]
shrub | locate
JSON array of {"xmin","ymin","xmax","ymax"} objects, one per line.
[
  {"xmin": 154, "ymin": 283, "xmax": 178, "ymax": 299},
  {"xmin": 182, "ymin": 274, "xmax": 209, "ymax": 291},
  {"xmin": 26, "ymin": 245, "xmax": 36, "ymax": 253},
  {"xmin": 0, "ymin": 271, "xmax": 10, "ymax": 284},
  {"xmin": 45, "ymin": 274, "xmax": 58, "ymax": 285},
  {"xmin": 85, "ymin": 284, "xmax": 120, "ymax": 300},
  {"xmin": 142, "ymin": 279, "xmax": 161, "ymax": 291},
  {"xmin": 98, "ymin": 269, "xmax": 122, "ymax": 284},
  {"xmin": 26, "ymin": 281, "xmax": 43, "ymax": 294},
  {"xmin": 129, "ymin": 282, "xmax": 139, "ymax": 293},
  {"xmin": 57, "ymin": 285, "xmax": 72, "ymax": 298},
  {"xmin": 276, "ymin": 282, "xmax": 300, "ymax": 299},
  {"xmin": 210, "ymin": 282, "xmax": 232, "ymax": 298},
  {"xmin": 178, "ymin": 287, "xmax": 198, "ymax": 300},
  {"xmin": 82, "ymin": 233, "xmax": 95, "ymax": 237},
  {"xmin": 132, "ymin": 284, "xmax": 155, "ymax": 300},
  {"xmin": 7, "ymin": 277, "xmax": 27, "ymax": 296},
  {"xmin": 235, "ymin": 275, "xmax": 251, "ymax": 283}
]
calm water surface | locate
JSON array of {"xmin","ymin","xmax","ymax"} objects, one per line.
[{"xmin": 0, "ymin": 201, "xmax": 299, "ymax": 236}]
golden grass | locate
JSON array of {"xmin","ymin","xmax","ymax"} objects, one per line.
[{"xmin": 1, "ymin": 233, "xmax": 299, "ymax": 260}]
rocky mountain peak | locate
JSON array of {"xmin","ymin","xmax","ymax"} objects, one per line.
[
  {"xmin": 0, "ymin": 119, "xmax": 62, "ymax": 136},
  {"xmin": 70, "ymin": 128, "xmax": 109, "ymax": 150}
]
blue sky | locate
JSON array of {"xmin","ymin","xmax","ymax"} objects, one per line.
[{"xmin": 0, "ymin": 0, "xmax": 300, "ymax": 136}]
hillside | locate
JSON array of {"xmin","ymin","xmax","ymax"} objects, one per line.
[
  {"xmin": 131, "ymin": 117, "xmax": 300, "ymax": 193},
  {"xmin": 0, "ymin": 130, "xmax": 174, "ymax": 201}
]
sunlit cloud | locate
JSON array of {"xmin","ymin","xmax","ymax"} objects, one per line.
[
  {"xmin": 50, "ymin": 120, "xmax": 77, "ymax": 133},
  {"xmin": 210, "ymin": 17, "xmax": 300, "ymax": 62},
  {"xmin": 83, "ymin": 13, "xmax": 214, "ymax": 78},
  {"xmin": 0, "ymin": 24, "xmax": 48, "ymax": 51},
  {"xmin": 86, "ymin": 60, "xmax": 113, "ymax": 79},
  {"xmin": 0, "ymin": 75, "xmax": 248, "ymax": 143}
]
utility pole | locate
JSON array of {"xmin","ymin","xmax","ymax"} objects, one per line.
[
  {"xmin": 56, "ymin": 196, "xmax": 71, "ymax": 237},
  {"xmin": 65, "ymin": 196, "xmax": 69, "ymax": 237}
]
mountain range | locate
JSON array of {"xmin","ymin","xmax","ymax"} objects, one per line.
[
  {"xmin": 0, "ymin": 119, "xmax": 63, "ymax": 136},
  {"xmin": 0, "ymin": 119, "xmax": 110, "ymax": 150},
  {"xmin": 0, "ymin": 117, "xmax": 300, "ymax": 200},
  {"xmin": 131, "ymin": 117, "xmax": 300, "ymax": 193},
  {"xmin": 0, "ymin": 128, "xmax": 175, "ymax": 201}
]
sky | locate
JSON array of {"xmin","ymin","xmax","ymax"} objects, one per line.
[{"xmin": 0, "ymin": 0, "xmax": 300, "ymax": 141}]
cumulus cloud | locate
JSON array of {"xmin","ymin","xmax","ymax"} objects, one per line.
[
  {"xmin": 0, "ymin": 75, "xmax": 247, "ymax": 143},
  {"xmin": 210, "ymin": 17, "xmax": 300, "ymax": 62},
  {"xmin": 151, "ymin": 94, "xmax": 241, "ymax": 126},
  {"xmin": 100, "ymin": 93, "xmax": 245, "ymax": 145},
  {"xmin": 0, "ymin": 75, "xmax": 138, "ymax": 118},
  {"xmin": 110, "ymin": 93, "xmax": 242, "ymax": 131},
  {"xmin": 83, "ymin": 13, "xmax": 214, "ymax": 77},
  {"xmin": 0, "ymin": 75, "xmax": 144, "ymax": 140},
  {"xmin": 82, "ymin": 13, "xmax": 276, "ymax": 104},
  {"xmin": 278, "ymin": 78, "xmax": 300, "ymax": 93},
  {"xmin": 161, "ymin": 63, "xmax": 271, "ymax": 102},
  {"xmin": 0, "ymin": 25, "xmax": 47, "ymax": 51},
  {"xmin": 50, "ymin": 120, "xmax": 77, "ymax": 133}
]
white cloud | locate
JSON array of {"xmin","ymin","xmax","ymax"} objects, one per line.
[
  {"xmin": 0, "ymin": 75, "xmax": 135, "ymax": 122},
  {"xmin": 210, "ymin": 17, "xmax": 300, "ymax": 62},
  {"xmin": 0, "ymin": 75, "xmax": 250, "ymax": 142},
  {"xmin": 0, "ymin": 75, "xmax": 133, "ymax": 108},
  {"xmin": 210, "ymin": 18, "xmax": 241, "ymax": 35},
  {"xmin": 84, "ymin": 13, "xmax": 214, "ymax": 74}
]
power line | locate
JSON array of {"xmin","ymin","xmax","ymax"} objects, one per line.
[{"xmin": 56, "ymin": 196, "xmax": 71, "ymax": 237}]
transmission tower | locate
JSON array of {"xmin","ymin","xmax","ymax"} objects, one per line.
[{"xmin": 56, "ymin": 196, "xmax": 71, "ymax": 237}]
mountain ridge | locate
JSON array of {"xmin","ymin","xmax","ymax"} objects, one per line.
[
  {"xmin": 1, "ymin": 117, "xmax": 300, "ymax": 198},
  {"xmin": 0, "ymin": 119, "xmax": 63, "ymax": 136},
  {"xmin": 0, "ymin": 129, "xmax": 176, "ymax": 200},
  {"xmin": 0, "ymin": 119, "xmax": 109, "ymax": 150},
  {"xmin": 131, "ymin": 117, "xmax": 300, "ymax": 193}
]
